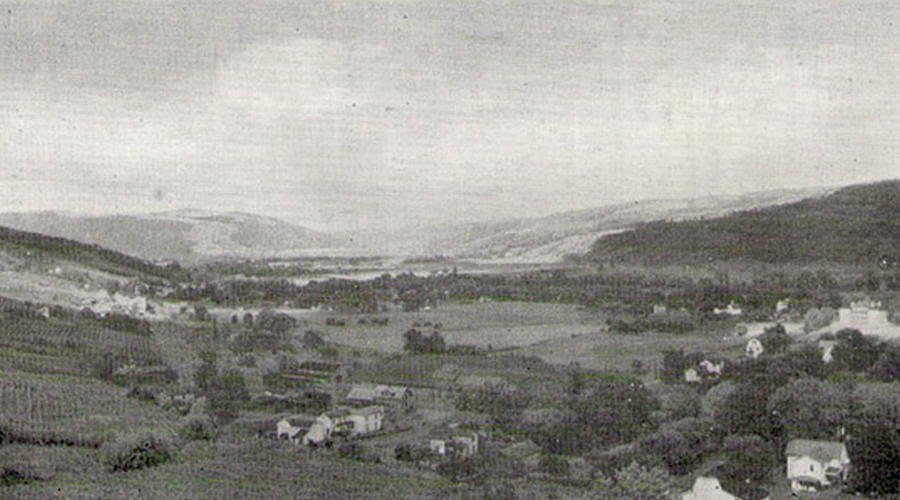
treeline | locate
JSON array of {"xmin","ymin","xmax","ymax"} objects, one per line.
[{"xmin": 168, "ymin": 267, "xmax": 858, "ymax": 322}]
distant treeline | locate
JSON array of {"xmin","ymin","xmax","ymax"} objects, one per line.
[
  {"xmin": 587, "ymin": 180, "xmax": 900, "ymax": 267},
  {"xmin": 165, "ymin": 266, "xmax": 878, "ymax": 321}
]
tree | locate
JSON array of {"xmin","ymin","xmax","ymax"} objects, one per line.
[
  {"xmin": 302, "ymin": 330, "xmax": 326, "ymax": 350},
  {"xmin": 758, "ymin": 323, "xmax": 791, "ymax": 354},
  {"xmin": 194, "ymin": 304, "xmax": 211, "ymax": 322},
  {"xmin": 403, "ymin": 329, "xmax": 446, "ymax": 354},
  {"xmin": 717, "ymin": 383, "xmax": 777, "ymax": 440},
  {"xmin": 803, "ymin": 307, "xmax": 836, "ymax": 333},
  {"xmin": 639, "ymin": 428, "xmax": 699, "ymax": 475},
  {"xmin": 570, "ymin": 376, "xmax": 658, "ymax": 447},
  {"xmin": 868, "ymin": 347, "xmax": 900, "ymax": 382},
  {"xmin": 604, "ymin": 461, "xmax": 672, "ymax": 500},
  {"xmin": 660, "ymin": 349, "xmax": 686, "ymax": 383},
  {"xmin": 848, "ymin": 423, "xmax": 900, "ymax": 495},
  {"xmin": 720, "ymin": 434, "xmax": 777, "ymax": 483},
  {"xmin": 833, "ymin": 329, "xmax": 880, "ymax": 373},
  {"xmin": 768, "ymin": 377, "xmax": 852, "ymax": 441}
]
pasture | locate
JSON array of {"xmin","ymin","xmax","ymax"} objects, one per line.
[
  {"xmin": 519, "ymin": 323, "xmax": 749, "ymax": 375},
  {"xmin": 312, "ymin": 301, "xmax": 602, "ymax": 352}
]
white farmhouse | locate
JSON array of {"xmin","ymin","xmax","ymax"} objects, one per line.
[{"xmin": 785, "ymin": 439, "xmax": 850, "ymax": 493}]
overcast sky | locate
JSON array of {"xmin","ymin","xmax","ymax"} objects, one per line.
[{"xmin": 1, "ymin": 1, "xmax": 898, "ymax": 231}]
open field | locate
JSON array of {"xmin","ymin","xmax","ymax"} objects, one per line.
[
  {"xmin": 312, "ymin": 301, "xmax": 603, "ymax": 352},
  {"xmin": 518, "ymin": 324, "xmax": 748, "ymax": 374}
]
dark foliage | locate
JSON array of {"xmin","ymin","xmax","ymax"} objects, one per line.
[
  {"xmin": 105, "ymin": 436, "xmax": 172, "ymax": 472},
  {"xmin": 569, "ymin": 374, "xmax": 658, "ymax": 447},
  {"xmin": 848, "ymin": 424, "xmax": 900, "ymax": 495},
  {"xmin": 403, "ymin": 329, "xmax": 446, "ymax": 353},
  {"xmin": 587, "ymin": 180, "xmax": 900, "ymax": 266}
]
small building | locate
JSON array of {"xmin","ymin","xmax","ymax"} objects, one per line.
[
  {"xmin": 334, "ymin": 405, "xmax": 385, "ymax": 437},
  {"xmin": 818, "ymin": 340, "xmax": 837, "ymax": 364},
  {"xmin": 785, "ymin": 439, "xmax": 850, "ymax": 493},
  {"xmin": 276, "ymin": 415, "xmax": 322, "ymax": 443},
  {"xmin": 776, "ymin": 299, "xmax": 791, "ymax": 315},
  {"xmin": 346, "ymin": 384, "xmax": 413, "ymax": 409},
  {"xmin": 746, "ymin": 338, "xmax": 764, "ymax": 359},
  {"xmin": 714, "ymin": 302, "xmax": 744, "ymax": 316},
  {"xmin": 428, "ymin": 433, "xmax": 479, "ymax": 459},
  {"xmin": 838, "ymin": 298, "xmax": 889, "ymax": 328},
  {"xmin": 683, "ymin": 476, "xmax": 769, "ymax": 500}
]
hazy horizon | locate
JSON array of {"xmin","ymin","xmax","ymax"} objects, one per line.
[{"xmin": 3, "ymin": 1, "xmax": 899, "ymax": 232}]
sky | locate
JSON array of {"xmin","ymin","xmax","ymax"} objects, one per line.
[{"xmin": 1, "ymin": 1, "xmax": 899, "ymax": 232}]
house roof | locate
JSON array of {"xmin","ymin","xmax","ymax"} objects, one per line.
[
  {"xmin": 346, "ymin": 384, "xmax": 410, "ymax": 401},
  {"xmin": 298, "ymin": 361, "xmax": 343, "ymax": 373},
  {"xmin": 717, "ymin": 477, "xmax": 770, "ymax": 500},
  {"xmin": 785, "ymin": 440, "xmax": 849, "ymax": 463}
]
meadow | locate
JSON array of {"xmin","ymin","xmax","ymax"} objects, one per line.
[{"xmin": 313, "ymin": 301, "xmax": 603, "ymax": 352}]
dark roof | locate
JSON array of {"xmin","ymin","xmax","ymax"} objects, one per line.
[
  {"xmin": 297, "ymin": 361, "xmax": 343, "ymax": 373},
  {"xmin": 785, "ymin": 440, "xmax": 848, "ymax": 463}
]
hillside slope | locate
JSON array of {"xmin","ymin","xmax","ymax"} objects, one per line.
[
  {"xmin": 0, "ymin": 224, "xmax": 187, "ymax": 308},
  {"xmin": 586, "ymin": 180, "xmax": 900, "ymax": 266},
  {"xmin": 359, "ymin": 186, "xmax": 834, "ymax": 262},
  {"xmin": 0, "ymin": 210, "xmax": 338, "ymax": 263}
]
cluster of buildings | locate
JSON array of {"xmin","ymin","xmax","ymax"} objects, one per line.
[{"xmin": 684, "ymin": 439, "xmax": 851, "ymax": 500}]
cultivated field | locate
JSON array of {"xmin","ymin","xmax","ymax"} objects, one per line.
[{"xmin": 0, "ymin": 371, "xmax": 178, "ymax": 445}]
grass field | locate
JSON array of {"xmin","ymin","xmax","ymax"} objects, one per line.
[
  {"xmin": 313, "ymin": 301, "xmax": 602, "ymax": 352},
  {"xmin": 518, "ymin": 323, "xmax": 748, "ymax": 375}
]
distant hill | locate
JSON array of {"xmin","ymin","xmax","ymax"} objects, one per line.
[
  {"xmin": 0, "ymin": 187, "xmax": 833, "ymax": 265},
  {"xmin": 586, "ymin": 180, "xmax": 900, "ymax": 267},
  {"xmin": 356, "ymin": 186, "xmax": 833, "ymax": 262},
  {"xmin": 0, "ymin": 224, "xmax": 187, "ymax": 282},
  {"xmin": 0, "ymin": 210, "xmax": 339, "ymax": 264}
]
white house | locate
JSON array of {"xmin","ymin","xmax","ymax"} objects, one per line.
[
  {"xmin": 683, "ymin": 477, "xmax": 739, "ymax": 500},
  {"xmin": 818, "ymin": 340, "xmax": 837, "ymax": 364},
  {"xmin": 838, "ymin": 299, "xmax": 889, "ymax": 328},
  {"xmin": 334, "ymin": 405, "xmax": 384, "ymax": 436},
  {"xmin": 746, "ymin": 338, "xmax": 764, "ymax": 359},
  {"xmin": 683, "ymin": 476, "xmax": 770, "ymax": 500},
  {"xmin": 785, "ymin": 439, "xmax": 850, "ymax": 492},
  {"xmin": 346, "ymin": 384, "xmax": 413, "ymax": 409},
  {"xmin": 714, "ymin": 302, "xmax": 743, "ymax": 316}
]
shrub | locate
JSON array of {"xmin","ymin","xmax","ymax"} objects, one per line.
[
  {"xmin": 539, "ymin": 454, "xmax": 571, "ymax": 477},
  {"xmin": 0, "ymin": 467, "xmax": 41, "ymax": 487},
  {"xmin": 337, "ymin": 442, "xmax": 380, "ymax": 463},
  {"xmin": 103, "ymin": 435, "xmax": 173, "ymax": 472},
  {"xmin": 180, "ymin": 415, "xmax": 217, "ymax": 441}
]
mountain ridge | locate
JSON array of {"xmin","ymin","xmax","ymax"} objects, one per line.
[{"xmin": 0, "ymin": 185, "xmax": 836, "ymax": 264}]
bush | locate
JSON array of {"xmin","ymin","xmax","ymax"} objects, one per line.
[
  {"xmin": 539, "ymin": 454, "xmax": 571, "ymax": 477},
  {"xmin": 0, "ymin": 467, "xmax": 41, "ymax": 487},
  {"xmin": 337, "ymin": 442, "xmax": 380, "ymax": 463},
  {"xmin": 180, "ymin": 415, "xmax": 217, "ymax": 441},
  {"xmin": 103, "ymin": 435, "xmax": 173, "ymax": 472}
]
